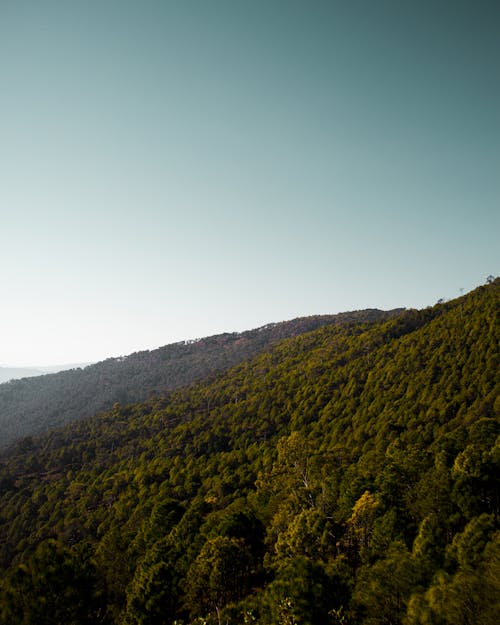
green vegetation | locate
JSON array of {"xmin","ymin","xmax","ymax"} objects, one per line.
[
  {"xmin": 0, "ymin": 282, "xmax": 498, "ymax": 624},
  {"xmin": 0, "ymin": 310, "xmax": 399, "ymax": 448}
]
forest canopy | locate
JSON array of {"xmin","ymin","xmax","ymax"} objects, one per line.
[{"xmin": 0, "ymin": 281, "xmax": 498, "ymax": 625}]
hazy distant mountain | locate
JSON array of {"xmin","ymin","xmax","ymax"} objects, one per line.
[
  {"xmin": 0, "ymin": 367, "xmax": 44, "ymax": 384},
  {"xmin": 0, "ymin": 310, "xmax": 402, "ymax": 448},
  {"xmin": 0, "ymin": 364, "xmax": 92, "ymax": 384}
]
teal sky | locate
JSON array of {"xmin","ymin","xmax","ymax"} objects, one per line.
[{"xmin": 1, "ymin": 0, "xmax": 498, "ymax": 366}]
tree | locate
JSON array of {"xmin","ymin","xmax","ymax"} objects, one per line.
[
  {"xmin": 405, "ymin": 531, "xmax": 500, "ymax": 625},
  {"xmin": 354, "ymin": 542, "xmax": 418, "ymax": 625},
  {"xmin": 0, "ymin": 540, "xmax": 105, "ymax": 625},
  {"xmin": 185, "ymin": 536, "xmax": 252, "ymax": 625},
  {"xmin": 346, "ymin": 491, "xmax": 381, "ymax": 556},
  {"xmin": 125, "ymin": 556, "xmax": 177, "ymax": 625},
  {"xmin": 274, "ymin": 508, "xmax": 336, "ymax": 563},
  {"xmin": 263, "ymin": 557, "xmax": 336, "ymax": 625}
]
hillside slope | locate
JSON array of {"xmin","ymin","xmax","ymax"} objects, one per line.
[
  {"xmin": 0, "ymin": 309, "xmax": 399, "ymax": 448},
  {"xmin": 0, "ymin": 283, "xmax": 498, "ymax": 625}
]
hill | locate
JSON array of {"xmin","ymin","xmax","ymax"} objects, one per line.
[
  {"xmin": 0, "ymin": 363, "xmax": 92, "ymax": 384},
  {"xmin": 0, "ymin": 282, "xmax": 498, "ymax": 625},
  {"xmin": 0, "ymin": 310, "xmax": 400, "ymax": 448},
  {"xmin": 0, "ymin": 367, "xmax": 44, "ymax": 384}
]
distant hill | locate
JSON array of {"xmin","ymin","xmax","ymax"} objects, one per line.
[
  {"xmin": 0, "ymin": 282, "xmax": 497, "ymax": 625},
  {"xmin": 0, "ymin": 367, "xmax": 44, "ymax": 384},
  {"xmin": 0, "ymin": 309, "xmax": 401, "ymax": 448},
  {"xmin": 0, "ymin": 363, "xmax": 92, "ymax": 384}
]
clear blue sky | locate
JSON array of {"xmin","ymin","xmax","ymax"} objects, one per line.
[{"xmin": 1, "ymin": 0, "xmax": 498, "ymax": 366}]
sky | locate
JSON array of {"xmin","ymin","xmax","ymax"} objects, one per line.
[{"xmin": 0, "ymin": 0, "xmax": 498, "ymax": 366}]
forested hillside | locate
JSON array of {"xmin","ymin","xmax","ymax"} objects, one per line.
[
  {"xmin": 0, "ymin": 310, "xmax": 398, "ymax": 448},
  {"xmin": 0, "ymin": 282, "xmax": 498, "ymax": 625}
]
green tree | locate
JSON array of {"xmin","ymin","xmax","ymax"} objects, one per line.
[
  {"xmin": 354, "ymin": 542, "xmax": 418, "ymax": 625},
  {"xmin": 185, "ymin": 536, "xmax": 252, "ymax": 625},
  {"xmin": 0, "ymin": 540, "xmax": 105, "ymax": 625},
  {"xmin": 124, "ymin": 548, "xmax": 177, "ymax": 625},
  {"xmin": 275, "ymin": 508, "xmax": 336, "ymax": 563},
  {"xmin": 405, "ymin": 531, "xmax": 500, "ymax": 625},
  {"xmin": 263, "ymin": 557, "xmax": 335, "ymax": 625},
  {"xmin": 345, "ymin": 491, "xmax": 381, "ymax": 561}
]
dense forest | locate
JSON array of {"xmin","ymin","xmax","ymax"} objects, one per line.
[
  {"xmin": 0, "ymin": 310, "xmax": 400, "ymax": 449},
  {"xmin": 0, "ymin": 282, "xmax": 498, "ymax": 624}
]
